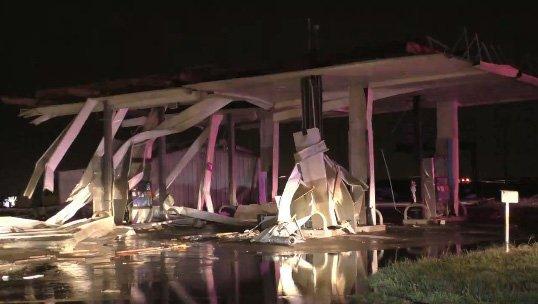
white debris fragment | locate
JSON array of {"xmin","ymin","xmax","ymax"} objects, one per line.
[
  {"xmin": 23, "ymin": 274, "xmax": 44, "ymax": 280},
  {"xmin": 102, "ymin": 289, "xmax": 121, "ymax": 294},
  {"xmin": 2, "ymin": 275, "xmax": 9, "ymax": 281},
  {"xmin": 2, "ymin": 196, "xmax": 17, "ymax": 208}
]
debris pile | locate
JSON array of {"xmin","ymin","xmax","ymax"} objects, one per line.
[{"xmin": 253, "ymin": 128, "xmax": 367, "ymax": 245}]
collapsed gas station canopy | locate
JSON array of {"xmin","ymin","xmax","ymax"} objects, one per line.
[{"xmin": 16, "ymin": 53, "xmax": 538, "ymax": 123}]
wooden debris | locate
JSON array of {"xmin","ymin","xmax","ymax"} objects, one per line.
[
  {"xmin": 180, "ymin": 231, "xmax": 259, "ymax": 242},
  {"xmin": 167, "ymin": 206, "xmax": 256, "ymax": 227},
  {"xmin": 115, "ymin": 243, "xmax": 189, "ymax": 256}
]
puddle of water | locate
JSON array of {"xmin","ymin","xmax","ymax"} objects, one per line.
[{"xmin": 0, "ymin": 227, "xmax": 522, "ymax": 303}]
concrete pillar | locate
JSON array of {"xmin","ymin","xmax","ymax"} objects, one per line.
[
  {"xmin": 101, "ymin": 100, "xmax": 114, "ymax": 215},
  {"xmin": 259, "ymin": 113, "xmax": 280, "ymax": 202},
  {"xmin": 413, "ymin": 96, "xmax": 423, "ymax": 169},
  {"xmin": 413, "ymin": 96, "xmax": 424, "ymax": 206},
  {"xmin": 436, "ymin": 100, "xmax": 460, "ymax": 216},
  {"xmin": 227, "ymin": 114, "xmax": 238, "ymax": 206},
  {"xmin": 259, "ymin": 111, "xmax": 273, "ymax": 203},
  {"xmin": 348, "ymin": 84, "xmax": 368, "ymax": 226}
]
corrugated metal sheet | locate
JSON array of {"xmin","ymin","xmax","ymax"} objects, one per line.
[
  {"xmin": 150, "ymin": 148, "xmax": 259, "ymax": 210},
  {"xmin": 57, "ymin": 148, "xmax": 259, "ymax": 210}
]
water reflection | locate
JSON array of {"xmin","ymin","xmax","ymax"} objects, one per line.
[
  {"xmin": 0, "ymin": 238, "xmax": 477, "ymax": 303},
  {"xmin": 275, "ymin": 251, "xmax": 369, "ymax": 303}
]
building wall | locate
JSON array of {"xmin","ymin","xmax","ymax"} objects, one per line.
[
  {"xmin": 57, "ymin": 169, "xmax": 84, "ymax": 204},
  {"xmin": 57, "ymin": 148, "xmax": 259, "ymax": 210},
  {"xmin": 150, "ymin": 148, "xmax": 259, "ymax": 210}
]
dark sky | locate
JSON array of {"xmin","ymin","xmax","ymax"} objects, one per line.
[
  {"xmin": 2, "ymin": 1, "xmax": 538, "ymax": 94},
  {"xmin": 1, "ymin": 1, "xmax": 538, "ymax": 198}
]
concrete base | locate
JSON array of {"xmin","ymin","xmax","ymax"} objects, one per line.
[
  {"xmin": 355, "ymin": 224, "xmax": 386, "ymax": 233},
  {"xmin": 301, "ymin": 229, "xmax": 346, "ymax": 239},
  {"xmin": 301, "ymin": 225, "xmax": 386, "ymax": 239},
  {"xmin": 403, "ymin": 216, "xmax": 467, "ymax": 226},
  {"xmin": 403, "ymin": 219, "xmax": 431, "ymax": 225},
  {"xmin": 439, "ymin": 216, "xmax": 467, "ymax": 223}
]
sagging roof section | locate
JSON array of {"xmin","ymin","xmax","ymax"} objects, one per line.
[{"xmin": 9, "ymin": 53, "xmax": 538, "ymax": 125}]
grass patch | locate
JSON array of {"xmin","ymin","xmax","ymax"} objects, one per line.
[{"xmin": 354, "ymin": 244, "xmax": 538, "ymax": 304}]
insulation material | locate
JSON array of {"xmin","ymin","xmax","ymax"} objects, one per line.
[{"xmin": 253, "ymin": 128, "xmax": 367, "ymax": 245}]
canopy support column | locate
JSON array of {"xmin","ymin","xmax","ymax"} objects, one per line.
[
  {"xmin": 259, "ymin": 111, "xmax": 278, "ymax": 203},
  {"xmin": 413, "ymin": 96, "xmax": 423, "ymax": 203},
  {"xmin": 348, "ymin": 84, "xmax": 368, "ymax": 226},
  {"xmin": 227, "ymin": 114, "xmax": 238, "ymax": 206},
  {"xmin": 436, "ymin": 100, "xmax": 460, "ymax": 216}
]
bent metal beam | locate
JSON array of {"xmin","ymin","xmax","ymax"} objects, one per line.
[
  {"xmin": 20, "ymin": 88, "xmax": 204, "ymax": 123},
  {"xmin": 23, "ymin": 98, "xmax": 98, "ymax": 198},
  {"xmin": 47, "ymin": 95, "xmax": 257, "ymax": 224}
]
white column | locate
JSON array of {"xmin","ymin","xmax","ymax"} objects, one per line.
[
  {"xmin": 436, "ymin": 100, "xmax": 460, "ymax": 216},
  {"xmin": 197, "ymin": 114, "xmax": 223, "ymax": 212},
  {"xmin": 348, "ymin": 84, "xmax": 368, "ymax": 226}
]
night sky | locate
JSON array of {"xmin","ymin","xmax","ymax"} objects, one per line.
[{"xmin": 1, "ymin": 2, "xmax": 538, "ymax": 199}]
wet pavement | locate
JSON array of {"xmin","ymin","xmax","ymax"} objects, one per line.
[{"xmin": 0, "ymin": 223, "xmax": 530, "ymax": 303}]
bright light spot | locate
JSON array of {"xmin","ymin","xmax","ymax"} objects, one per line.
[
  {"xmin": 2, "ymin": 196, "xmax": 17, "ymax": 208},
  {"xmin": 459, "ymin": 177, "xmax": 471, "ymax": 184}
]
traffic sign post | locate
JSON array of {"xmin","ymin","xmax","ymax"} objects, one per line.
[{"xmin": 501, "ymin": 190, "xmax": 518, "ymax": 252}]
